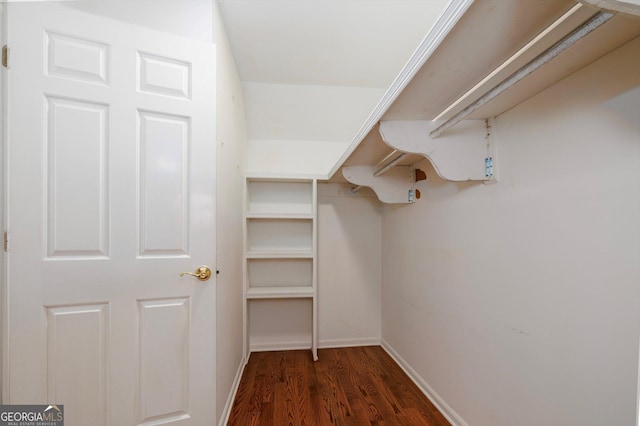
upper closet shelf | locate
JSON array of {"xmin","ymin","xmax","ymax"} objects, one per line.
[{"xmin": 328, "ymin": 0, "xmax": 640, "ymax": 203}]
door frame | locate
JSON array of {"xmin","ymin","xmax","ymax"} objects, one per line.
[{"xmin": 1, "ymin": 1, "xmax": 7, "ymax": 403}]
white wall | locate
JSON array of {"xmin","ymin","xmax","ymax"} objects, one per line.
[
  {"xmin": 381, "ymin": 36, "xmax": 640, "ymax": 426},
  {"xmin": 244, "ymin": 82, "xmax": 385, "ymax": 176},
  {"xmin": 212, "ymin": 3, "xmax": 247, "ymax": 425},
  {"xmin": 318, "ymin": 184, "xmax": 382, "ymax": 347},
  {"xmin": 243, "ymin": 83, "xmax": 385, "ymax": 142},
  {"xmin": 248, "ymin": 139, "xmax": 350, "ymax": 178}
]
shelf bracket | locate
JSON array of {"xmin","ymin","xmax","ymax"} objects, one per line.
[
  {"xmin": 342, "ymin": 165, "xmax": 424, "ymax": 204},
  {"xmin": 379, "ymin": 119, "xmax": 496, "ymax": 182}
]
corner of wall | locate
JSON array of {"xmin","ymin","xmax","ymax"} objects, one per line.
[
  {"xmin": 212, "ymin": 2, "xmax": 249, "ymax": 423},
  {"xmin": 381, "ymin": 339, "xmax": 468, "ymax": 426},
  {"xmin": 217, "ymin": 355, "xmax": 247, "ymax": 426}
]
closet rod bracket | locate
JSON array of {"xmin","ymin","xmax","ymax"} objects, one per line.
[
  {"xmin": 379, "ymin": 118, "xmax": 497, "ymax": 182},
  {"xmin": 343, "ymin": 166, "xmax": 425, "ymax": 203}
]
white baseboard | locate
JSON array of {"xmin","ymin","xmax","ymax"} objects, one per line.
[
  {"xmin": 250, "ymin": 340, "xmax": 311, "ymax": 352},
  {"xmin": 319, "ymin": 337, "xmax": 381, "ymax": 348},
  {"xmin": 381, "ymin": 339, "xmax": 468, "ymax": 426},
  {"xmin": 250, "ymin": 337, "xmax": 381, "ymax": 352},
  {"xmin": 218, "ymin": 355, "xmax": 247, "ymax": 426}
]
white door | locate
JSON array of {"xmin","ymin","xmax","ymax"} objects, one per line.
[{"xmin": 5, "ymin": 3, "xmax": 216, "ymax": 425}]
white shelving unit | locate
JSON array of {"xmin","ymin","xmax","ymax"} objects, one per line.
[{"xmin": 243, "ymin": 175, "xmax": 318, "ymax": 361}]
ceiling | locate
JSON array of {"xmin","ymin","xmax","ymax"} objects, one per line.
[
  {"xmin": 216, "ymin": 0, "xmax": 453, "ymax": 175},
  {"xmin": 216, "ymin": 0, "xmax": 451, "ymax": 89}
]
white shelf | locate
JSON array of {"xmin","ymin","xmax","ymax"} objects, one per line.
[
  {"xmin": 246, "ymin": 212, "xmax": 313, "ymax": 220},
  {"xmin": 246, "ymin": 250, "xmax": 314, "ymax": 259},
  {"xmin": 243, "ymin": 176, "xmax": 318, "ymax": 361},
  {"xmin": 246, "ymin": 286, "xmax": 314, "ymax": 299}
]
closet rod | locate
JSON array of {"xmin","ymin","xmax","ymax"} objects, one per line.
[
  {"xmin": 376, "ymin": 149, "xmax": 400, "ymax": 167},
  {"xmin": 374, "ymin": 153, "xmax": 407, "ymax": 177},
  {"xmin": 429, "ymin": 11, "xmax": 614, "ymax": 139}
]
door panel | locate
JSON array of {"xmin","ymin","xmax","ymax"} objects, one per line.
[
  {"xmin": 6, "ymin": 3, "xmax": 216, "ymax": 425},
  {"xmin": 45, "ymin": 30, "xmax": 110, "ymax": 85},
  {"xmin": 138, "ymin": 110, "xmax": 190, "ymax": 258},
  {"xmin": 45, "ymin": 96, "xmax": 110, "ymax": 259},
  {"xmin": 138, "ymin": 298, "xmax": 190, "ymax": 424},
  {"xmin": 137, "ymin": 52, "xmax": 191, "ymax": 99},
  {"xmin": 46, "ymin": 303, "xmax": 109, "ymax": 426}
]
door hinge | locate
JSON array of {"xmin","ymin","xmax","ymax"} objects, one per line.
[
  {"xmin": 3, "ymin": 231, "xmax": 7, "ymax": 252},
  {"xmin": 2, "ymin": 45, "xmax": 8, "ymax": 68}
]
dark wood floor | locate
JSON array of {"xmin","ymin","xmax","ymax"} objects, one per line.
[{"xmin": 227, "ymin": 346, "xmax": 450, "ymax": 425}]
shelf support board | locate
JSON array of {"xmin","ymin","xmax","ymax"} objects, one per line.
[{"xmin": 379, "ymin": 119, "xmax": 496, "ymax": 182}]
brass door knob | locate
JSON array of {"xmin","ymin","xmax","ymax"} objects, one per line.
[{"xmin": 180, "ymin": 266, "xmax": 212, "ymax": 281}]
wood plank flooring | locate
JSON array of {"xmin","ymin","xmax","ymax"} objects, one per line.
[{"xmin": 227, "ymin": 346, "xmax": 450, "ymax": 425}]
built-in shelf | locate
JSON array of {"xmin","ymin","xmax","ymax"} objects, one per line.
[
  {"xmin": 326, "ymin": 0, "xmax": 640, "ymax": 202},
  {"xmin": 246, "ymin": 178, "xmax": 313, "ymax": 215},
  {"xmin": 243, "ymin": 176, "xmax": 318, "ymax": 361},
  {"xmin": 246, "ymin": 286, "xmax": 314, "ymax": 299},
  {"xmin": 245, "ymin": 212, "xmax": 314, "ymax": 220}
]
